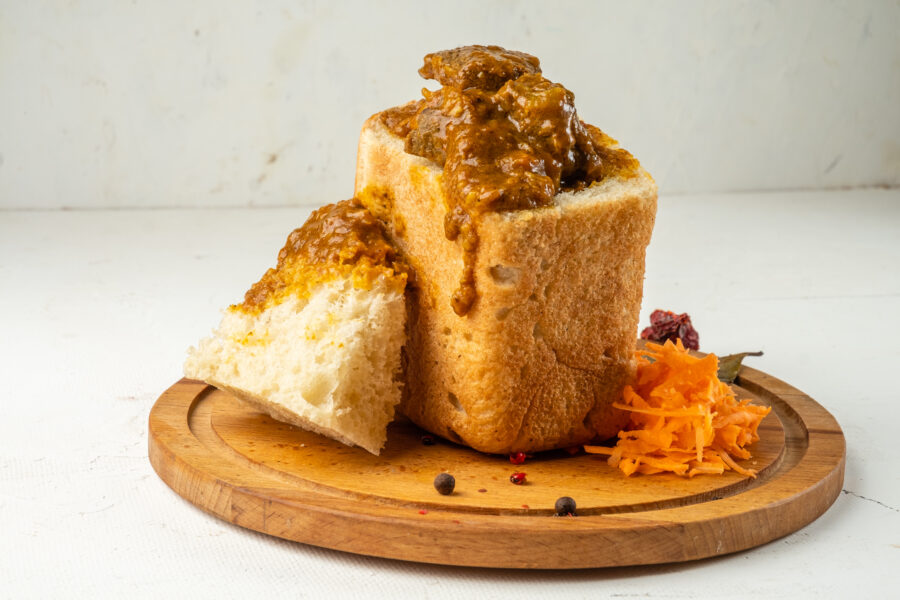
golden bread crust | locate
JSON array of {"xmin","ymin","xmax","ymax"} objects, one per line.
[{"xmin": 355, "ymin": 116, "xmax": 657, "ymax": 453}]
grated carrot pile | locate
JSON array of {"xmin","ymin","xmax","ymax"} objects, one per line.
[{"xmin": 585, "ymin": 339, "xmax": 771, "ymax": 478}]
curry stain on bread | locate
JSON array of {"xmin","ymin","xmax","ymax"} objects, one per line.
[
  {"xmin": 356, "ymin": 45, "xmax": 657, "ymax": 454},
  {"xmin": 241, "ymin": 198, "xmax": 408, "ymax": 313}
]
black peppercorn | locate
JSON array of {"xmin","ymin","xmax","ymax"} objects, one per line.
[
  {"xmin": 434, "ymin": 472, "xmax": 455, "ymax": 495},
  {"xmin": 555, "ymin": 496, "xmax": 576, "ymax": 516}
]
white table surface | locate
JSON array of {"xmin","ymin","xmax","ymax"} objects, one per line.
[{"xmin": 2, "ymin": 189, "xmax": 898, "ymax": 598}]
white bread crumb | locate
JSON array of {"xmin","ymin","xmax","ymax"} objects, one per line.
[{"xmin": 185, "ymin": 276, "xmax": 406, "ymax": 454}]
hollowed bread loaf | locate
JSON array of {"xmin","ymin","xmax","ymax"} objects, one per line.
[{"xmin": 355, "ymin": 116, "xmax": 657, "ymax": 453}]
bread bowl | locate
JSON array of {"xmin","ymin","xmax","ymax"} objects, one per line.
[{"xmin": 355, "ymin": 45, "xmax": 657, "ymax": 453}]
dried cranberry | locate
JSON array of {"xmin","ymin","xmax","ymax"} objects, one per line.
[
  {"xmin": 640, "ymin": 309, "xmax": 699, "ymax": 350},
  {"xmin": 510, "ymin": 472, "xmax": 527, "ymax": 485},
  {"xmin": 509, "ymin": 452, "xmax": 527, "ymax": 465}
]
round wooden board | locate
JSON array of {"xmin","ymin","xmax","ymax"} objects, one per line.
[{"xmin": 148, "ymin": 366, "xmax": 844, "ymax": 569}]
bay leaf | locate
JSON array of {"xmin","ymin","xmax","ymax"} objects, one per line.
[{"xmin": 717, "ymin": 351, "xmax": 763, "ymax": 383}]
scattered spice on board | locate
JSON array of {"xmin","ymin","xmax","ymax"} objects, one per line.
[
  {"xmin": 585, "ymin": 339, "xmax": 771, "ymax": 477},
  {"xmin": 509, "ymin": 472, "xmax": 527, "ymax": 485},
  {"xmin": 433, "ymin": 473, "xmax": 455, "ymax": 495},
  {"xmin": 509, "ymin": 452, "xmax": 527, "ymax": 465},
  {"xmin": 554, "ymin": 496, "xmax": 577, "ymax": 516}
]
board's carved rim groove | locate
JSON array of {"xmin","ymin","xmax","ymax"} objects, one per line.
[
  {"xmin": 197, "ymin": 387, "xmax": 789, "ymax": 516},
  {"xmin": 148, "ymin": 368, "xmax": 846, "ymax": 568}
]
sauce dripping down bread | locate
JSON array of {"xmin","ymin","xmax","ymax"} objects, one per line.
[{"xmin": 382, "ymin": 45, "xmax": 639, "ymax": 315}]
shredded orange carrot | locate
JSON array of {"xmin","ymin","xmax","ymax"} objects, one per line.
[{"xmin": 585, "ymin": 339, "xmax": 771, "ymax": 478}]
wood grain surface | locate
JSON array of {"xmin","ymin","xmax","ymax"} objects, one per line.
[{"xmin": 148, "ymin": 366, "xmax": 844, "ymax": 568}]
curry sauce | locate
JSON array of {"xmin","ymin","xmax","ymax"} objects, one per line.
[
  {"xmin": 381, "ymin": 45, "xmax": 639, "ymax": 315},
  {"xmin": 239, "ymin": 199, "xmax": 408, "ymax": 314}
]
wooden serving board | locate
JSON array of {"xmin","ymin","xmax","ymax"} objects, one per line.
[{"xmin": 148, "ymin": 366, "xmax": 844, "ymax": 569}]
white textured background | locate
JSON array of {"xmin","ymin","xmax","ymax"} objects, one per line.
[{"xmin": 1, "ymin": 0, "xmax": 898, "ymax": 209}]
